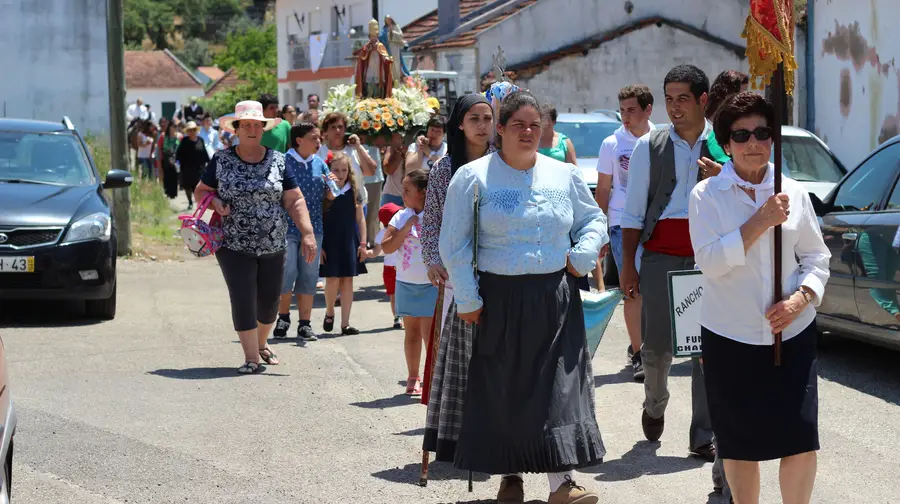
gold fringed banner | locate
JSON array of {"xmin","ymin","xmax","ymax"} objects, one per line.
[{"xmin": 742, "ymin": 0, "xmax": 797, "ymax": 95}]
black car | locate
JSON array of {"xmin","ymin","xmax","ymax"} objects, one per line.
[
  {"xmin": 814, "ymin": 134, "xmax": 900, "ymax": 350},
  {"xmin": 0, "ymin": 117, "xmax": 132, "ymax": 319}
]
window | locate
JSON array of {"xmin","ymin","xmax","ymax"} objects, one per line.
[
  {"xmin": 779, "ymin": 135, "xmax": 845, "ymax": 183},
  {"xmin": 0, "ymin": 132, "xmax": 94, "ymax": 186},
  {"xmin": 880, "ymin": 145, "xmax": 900, "ymax": 210},
  {"xmin": 833, "ymin": 143, "xmax": 900, "ymax": 212}
]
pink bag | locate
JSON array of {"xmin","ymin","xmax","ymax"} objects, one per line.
[{"xmin": 178, "ymin": 193, "xmax": 224, "ymax": 257}]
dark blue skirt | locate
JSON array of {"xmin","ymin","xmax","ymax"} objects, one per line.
[
  {"xmin": 701, "ymin": 323, "xmax": 820, "ymax": 461},
  {"xmin": 454, "ymin": 270, "xmax": 605, "ymax": 474}
]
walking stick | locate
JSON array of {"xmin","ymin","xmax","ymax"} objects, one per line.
[
  {"xmin": 772, "ymin": 63, "xmax": 786, "ymax": 366},
  {"xmin": 468, "ymin": 470, "xmax": 473, "ymax": 492},
  {"xmin": 419, "ymin": 284, "xmax": 445, "ymax": 487}
]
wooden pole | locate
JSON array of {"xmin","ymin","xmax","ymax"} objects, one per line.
[
  {"xmin": 772, "ymin": 63, "xmax": 785, "ymax": 366},
  {"xmin": 106, "ymin": 0, "xmax": 131, "ymax": 256}
]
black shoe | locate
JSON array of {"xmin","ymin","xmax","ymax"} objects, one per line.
[
  {"xmin": 273, "ymin": 317, "xmax": 290, "ymax": 339},
  {"xmin": 627, "ymin": 344, "xmax": 634, "ymax": 362},
  {"xmin": 632, "ymin": 351, "xmax": 645, "ymax": 382},
  {"xmin": 341, "ymin": 325, "xmax": 360, "ymax": 335},
  {"xmin": 392, "ymin": 316, "xmax": 402, "ymax": 329},
  {"xmin": 298, "ymin": 325, "xmax": 318, "ymax": 342},
  {"xmin": 690, "ymin": 442, "xmax": 716, "ymax": 462},
  {"xmin": 642, "ymin": 409, "xmax": 664, "ymax": 442},
  {"xmin": 323, "ymin": 315, "xmax": 335, "ymax": 333}
]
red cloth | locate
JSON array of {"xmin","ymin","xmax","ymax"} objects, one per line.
[
  {"xmin": 643, "ymin": 219, "xmax": 693, "ymax": 257},
  {"xmin": 382, "ymin": 265, "xmax": 396, "ymax": 295},
  {"xmin": 420, "ymin": 284, "xmax": 444, "ymax": 405}
]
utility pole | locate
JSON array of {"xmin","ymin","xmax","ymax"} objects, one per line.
[{"xmin": 106, "ymin": 0, "xmax": 131, "ymax": 256}]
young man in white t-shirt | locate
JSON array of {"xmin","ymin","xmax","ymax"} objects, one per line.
[
  {"xmin": 405, "ymin": 115, "xmax": 447, "ymax": 171},
  {"xmin": 595, "ymin": 84, "xmax": 655, "ymax": 382}
]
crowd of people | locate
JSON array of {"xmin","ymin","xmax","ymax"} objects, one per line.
[{"xmin": 164, "ymin": 62, "xmax": 828, "ymax": 504}]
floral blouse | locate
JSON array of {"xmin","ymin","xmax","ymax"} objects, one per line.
[
  {"xmin": 421, "ymin": 145, "xmax": 497, "ymax": 268},
  {"xmin": 200, "ymin": 147, "xmax": 298, "ymax": 256}
]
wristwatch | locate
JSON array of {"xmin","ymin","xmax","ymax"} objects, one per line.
[{"xmin": 799, "ymin": 288, "xmax": 813, "ymax": 304}]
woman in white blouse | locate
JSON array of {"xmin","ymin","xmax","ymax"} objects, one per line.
[{"xmin": 688, "ymin": 92, "xmax": 830, "ymax": 504}]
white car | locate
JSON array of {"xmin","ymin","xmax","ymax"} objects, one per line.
[{"xmin": 553, "ymin": 113, "xmax": 622, "ymax": 193}]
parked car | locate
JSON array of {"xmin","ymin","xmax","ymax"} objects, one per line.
[
  {"xmin": 0, "ymin": 336, "xmax": 14, "ymax": 503},
  {"xmin": 591, "ymin": 109, "xmax": 622, "ymax": 122},
  {"xmin": 553, "ymin": 113, "xmax": 622, "ymax": 193},
  {"xmin": 813, "ymin": 134, "xmax": 900, "ymax": 350},
  {"xmin": 0, "ymin": 117, "xmax": 132, "ymax": 319}
]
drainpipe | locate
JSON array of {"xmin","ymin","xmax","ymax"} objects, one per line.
[{"xmin": 806, "ymin": 0, "xmax": 815, "ymax": 133}]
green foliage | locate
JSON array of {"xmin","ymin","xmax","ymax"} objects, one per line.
[
  {"xmin": 176, "ymin": 38, "xmax": 213, "ymax": 69},
  {"xmin": 213, "ymin": 24, "xmax": 276, "ymax": 70},
  {"xmin": 130, "ymin": 178, "xmax": 177, "ymax": 242},
  {"xmin": 200, "ymin": 23, "xmax": 277, "ymax": 116},
  {"xmin": 83, "ymin": 134, "xmax": 112, "ymax": 178},
  {"xmin": 124, "ymin": 0, "xmax": 252, "ymax": 50}
]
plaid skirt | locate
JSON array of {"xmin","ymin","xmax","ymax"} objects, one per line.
[{"xmin": 422, "ymin": 298, "xmax": 476, "ymax": 462}]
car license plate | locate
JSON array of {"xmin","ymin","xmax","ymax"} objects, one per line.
[{"xmin": 0, "ymin": 257, "xmax": 34, "ymax": 273}]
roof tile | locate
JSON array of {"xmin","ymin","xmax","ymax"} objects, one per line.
[{"xmin": 125, "ymin": 50, "xmax": 201, "ymax": 89}]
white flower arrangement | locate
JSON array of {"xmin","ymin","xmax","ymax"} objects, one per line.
[
  {"xmin": 322, "ymin": 84, "xmax": 357, "ymax": 118},
  {"xmin": 393, "ymin": 84, "xmax": 432, "ymax": 128}
]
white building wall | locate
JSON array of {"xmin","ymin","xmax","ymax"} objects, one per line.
[
  {"xmin": 277, "ymin": 0, "xmax": 437, "ymax": 82},
  {"xmin": 477, "ymin": 0, "xmax": 749, "ymax": 72},
  {"xmin": 0, "ymin": 0, "xmax": 110, "ymax": 134},
  {"xmin": 125, "ymin": 88, "xmax": 206, "ymax": 121},
  {"xmin": 436, "ymin": 48, "xmax": 479, "ymax": 95},
  {"xmin": 517, "ymin": 25, "xmax": 748, "ymax": 125},
  {"xmin": 812, "ymin": 0, "xmax": 900, "ymax": 167}
]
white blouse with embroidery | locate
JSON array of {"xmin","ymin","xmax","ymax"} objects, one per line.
[{"xmin": 439, "ymin": 153, "xmax": 608, "ymax": 313}]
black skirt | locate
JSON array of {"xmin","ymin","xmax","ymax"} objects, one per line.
[
  {"xmin": 454, "ymin": 270, "xmax": 605, "ymax": 474},
  {"xmin": 701, "ymin": 323, "xmax": 820, "ymax": 461}
]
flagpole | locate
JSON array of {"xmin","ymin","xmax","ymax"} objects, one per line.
[{"xmin": 771, "ymin": 62, "xmax": 785, "ymax": 366}]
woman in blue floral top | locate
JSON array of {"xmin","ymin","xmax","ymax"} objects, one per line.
[
  {"xmin": 195, "ymin": 101, "xmax": 317, "ymax": 375},
  {"xmin": 439, "ymin": 91, "xmax": 608, "ymax": 504}
]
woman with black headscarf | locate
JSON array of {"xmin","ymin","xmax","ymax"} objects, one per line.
[{"xmin": 420, "ymin": 93, "xmax": 495, "ymax": 464}]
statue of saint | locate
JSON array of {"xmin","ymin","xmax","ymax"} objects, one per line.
[
  {"xmin": 355, "ymin": 19, "xmax": 394, "ymax": 98},
  {"xmin": 380, "ymin": 15, "xmax": 410, "ymax": 82}
]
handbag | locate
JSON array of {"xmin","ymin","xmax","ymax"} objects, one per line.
[
  {"xmin": 581, "ymin": 288, "xmax": 624, "ymax": 358},
  {"xmin": 178, "ymin": 192, "xmax": 224, "ymax": 257}
]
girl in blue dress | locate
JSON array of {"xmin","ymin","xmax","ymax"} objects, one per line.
[{"xmin": 319, "ymin": 152, "xmax": 368, "ymax": 335}]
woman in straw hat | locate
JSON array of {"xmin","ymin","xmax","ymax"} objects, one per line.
[
  {"xmin": 175, "ymin": 120, "xmax": 209, "ymax": 210},
  {"xmin": 195, "ymin": 100, "xmax": 318, "ymax": 374}
]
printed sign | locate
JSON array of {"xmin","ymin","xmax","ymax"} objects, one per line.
[{"xmin": 667, "ymin": 270, "xmax": 704, "ymax": 357}]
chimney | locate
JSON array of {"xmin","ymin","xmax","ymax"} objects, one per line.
[{"xmin": 438, "ymin": 0, "xmax": 461, "ymax": 36}]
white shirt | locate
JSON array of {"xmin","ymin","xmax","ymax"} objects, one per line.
[
  {"xmin": 407, "ymin": 141, "xmax": 447, "ymax": 171},
  {"xmin": 622, "ymin": 121, "xmax": 713, "ymax": 229},
  {"xmin": 318, "ymin": 144, "xmax": 368, "ymax": 203},
  {"xmin": 389, "ymin": 207, "xmax": 429, "ymax": 284},
  {"xmin": 127, "ymin": 103, "xmax": 149, "ymax": 121},
  {"xmin": 136, "ymin": 132, "xmax": 153, "ymax": 158},
  {"xmin": 688, "ymin": 162, "xmax": 831, "ymax": 345},
  {"xmin": 596, "ymin": 122, "xmax": 653, "ymax": 227},
  {"xmin": 374, "ymin": 228, "xmax": 395, "ymax": 267}
]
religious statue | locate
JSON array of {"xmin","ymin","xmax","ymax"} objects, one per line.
[
  {"xmin": 380, "ymin": 15, "xmax": 410, "ymax": 82},
  {"xmin": 355, "ymin": 19, "xmax": 394, "ymax": 98}
]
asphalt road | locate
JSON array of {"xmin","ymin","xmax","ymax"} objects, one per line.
[{"xmin": 1, "ymin": 258, "xmax": 899, "ymax": 503}]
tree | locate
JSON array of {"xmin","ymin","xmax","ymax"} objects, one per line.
[
  {"xmin": 124, "ymin": 0, "xmax": 250, "ymax": 49},
  {"xmin": 214, "ymin": 24, "xmax": 276, "ymax": 70},
  {"xmin": 176, "ymin": 38, "xmax": 213, "ymax": 69},
  {"xmin": 124, "ymin": 0, "xmax": 175, "ymax": 49}
]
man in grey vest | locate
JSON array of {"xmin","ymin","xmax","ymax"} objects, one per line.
[{"xmin": 620, "ymin": 65, "xmax": 718, "ymax": 463}]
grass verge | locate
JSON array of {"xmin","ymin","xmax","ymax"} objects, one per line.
[{"xmin": 84, "ymin": 135, "xmax": 184, "ymax": 260}]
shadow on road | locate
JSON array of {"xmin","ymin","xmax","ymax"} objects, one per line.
[
  {"xmin": 351, "ymin": 394, "xmax": 419, "ymax": 409},
  {"xmin": 393, "ymin": 427, "xmax": 426, "ymax": 436},
  {"xmin": 817, "ymin": 334, "xmax": 900, "ymax": 406},
  {"xmin": 0, "ymin": 300, "xmax": 104, "ymax": 328},
  {"xmin": 594, "ymin": 366, "xmax": 632, "ymax": 387},
  {"xmin": 148, "ymin": 367, "xmax": 290, "ymax": 379},
  {"xmin": 371, "ymin": 461, "xmax": 490, "ymax": 487},
  {"xmin": 581, "ymin": 441, "xmax": 706, "ymax": 482}
]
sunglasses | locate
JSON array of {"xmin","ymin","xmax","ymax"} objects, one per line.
[{"xmin": 730, "ymin": 126, "xmax": 773, "ymax": 143}]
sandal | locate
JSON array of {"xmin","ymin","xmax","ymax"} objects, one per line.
[
  {"xmin": 323, "ymin": 315, "xmax": 335, "ymax": 332},
  {"xmin": 405, "ymin": 377, "xmax": 422, "ymax": 396},
  {"xmin": 237, "ymin": 361, "xmax": 264, "ymax": 374},
  {"xmin": 341, "ymin": 325, "xmax": 360, "ymax": 335},
  {"xmin": 259, "ymin": 347, "xmax": 279, "ymax": 365}
]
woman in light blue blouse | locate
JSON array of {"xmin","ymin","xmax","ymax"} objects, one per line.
[{"xmin": 439, "ymin": 91, "xmax": 608, "ymax": 504}]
